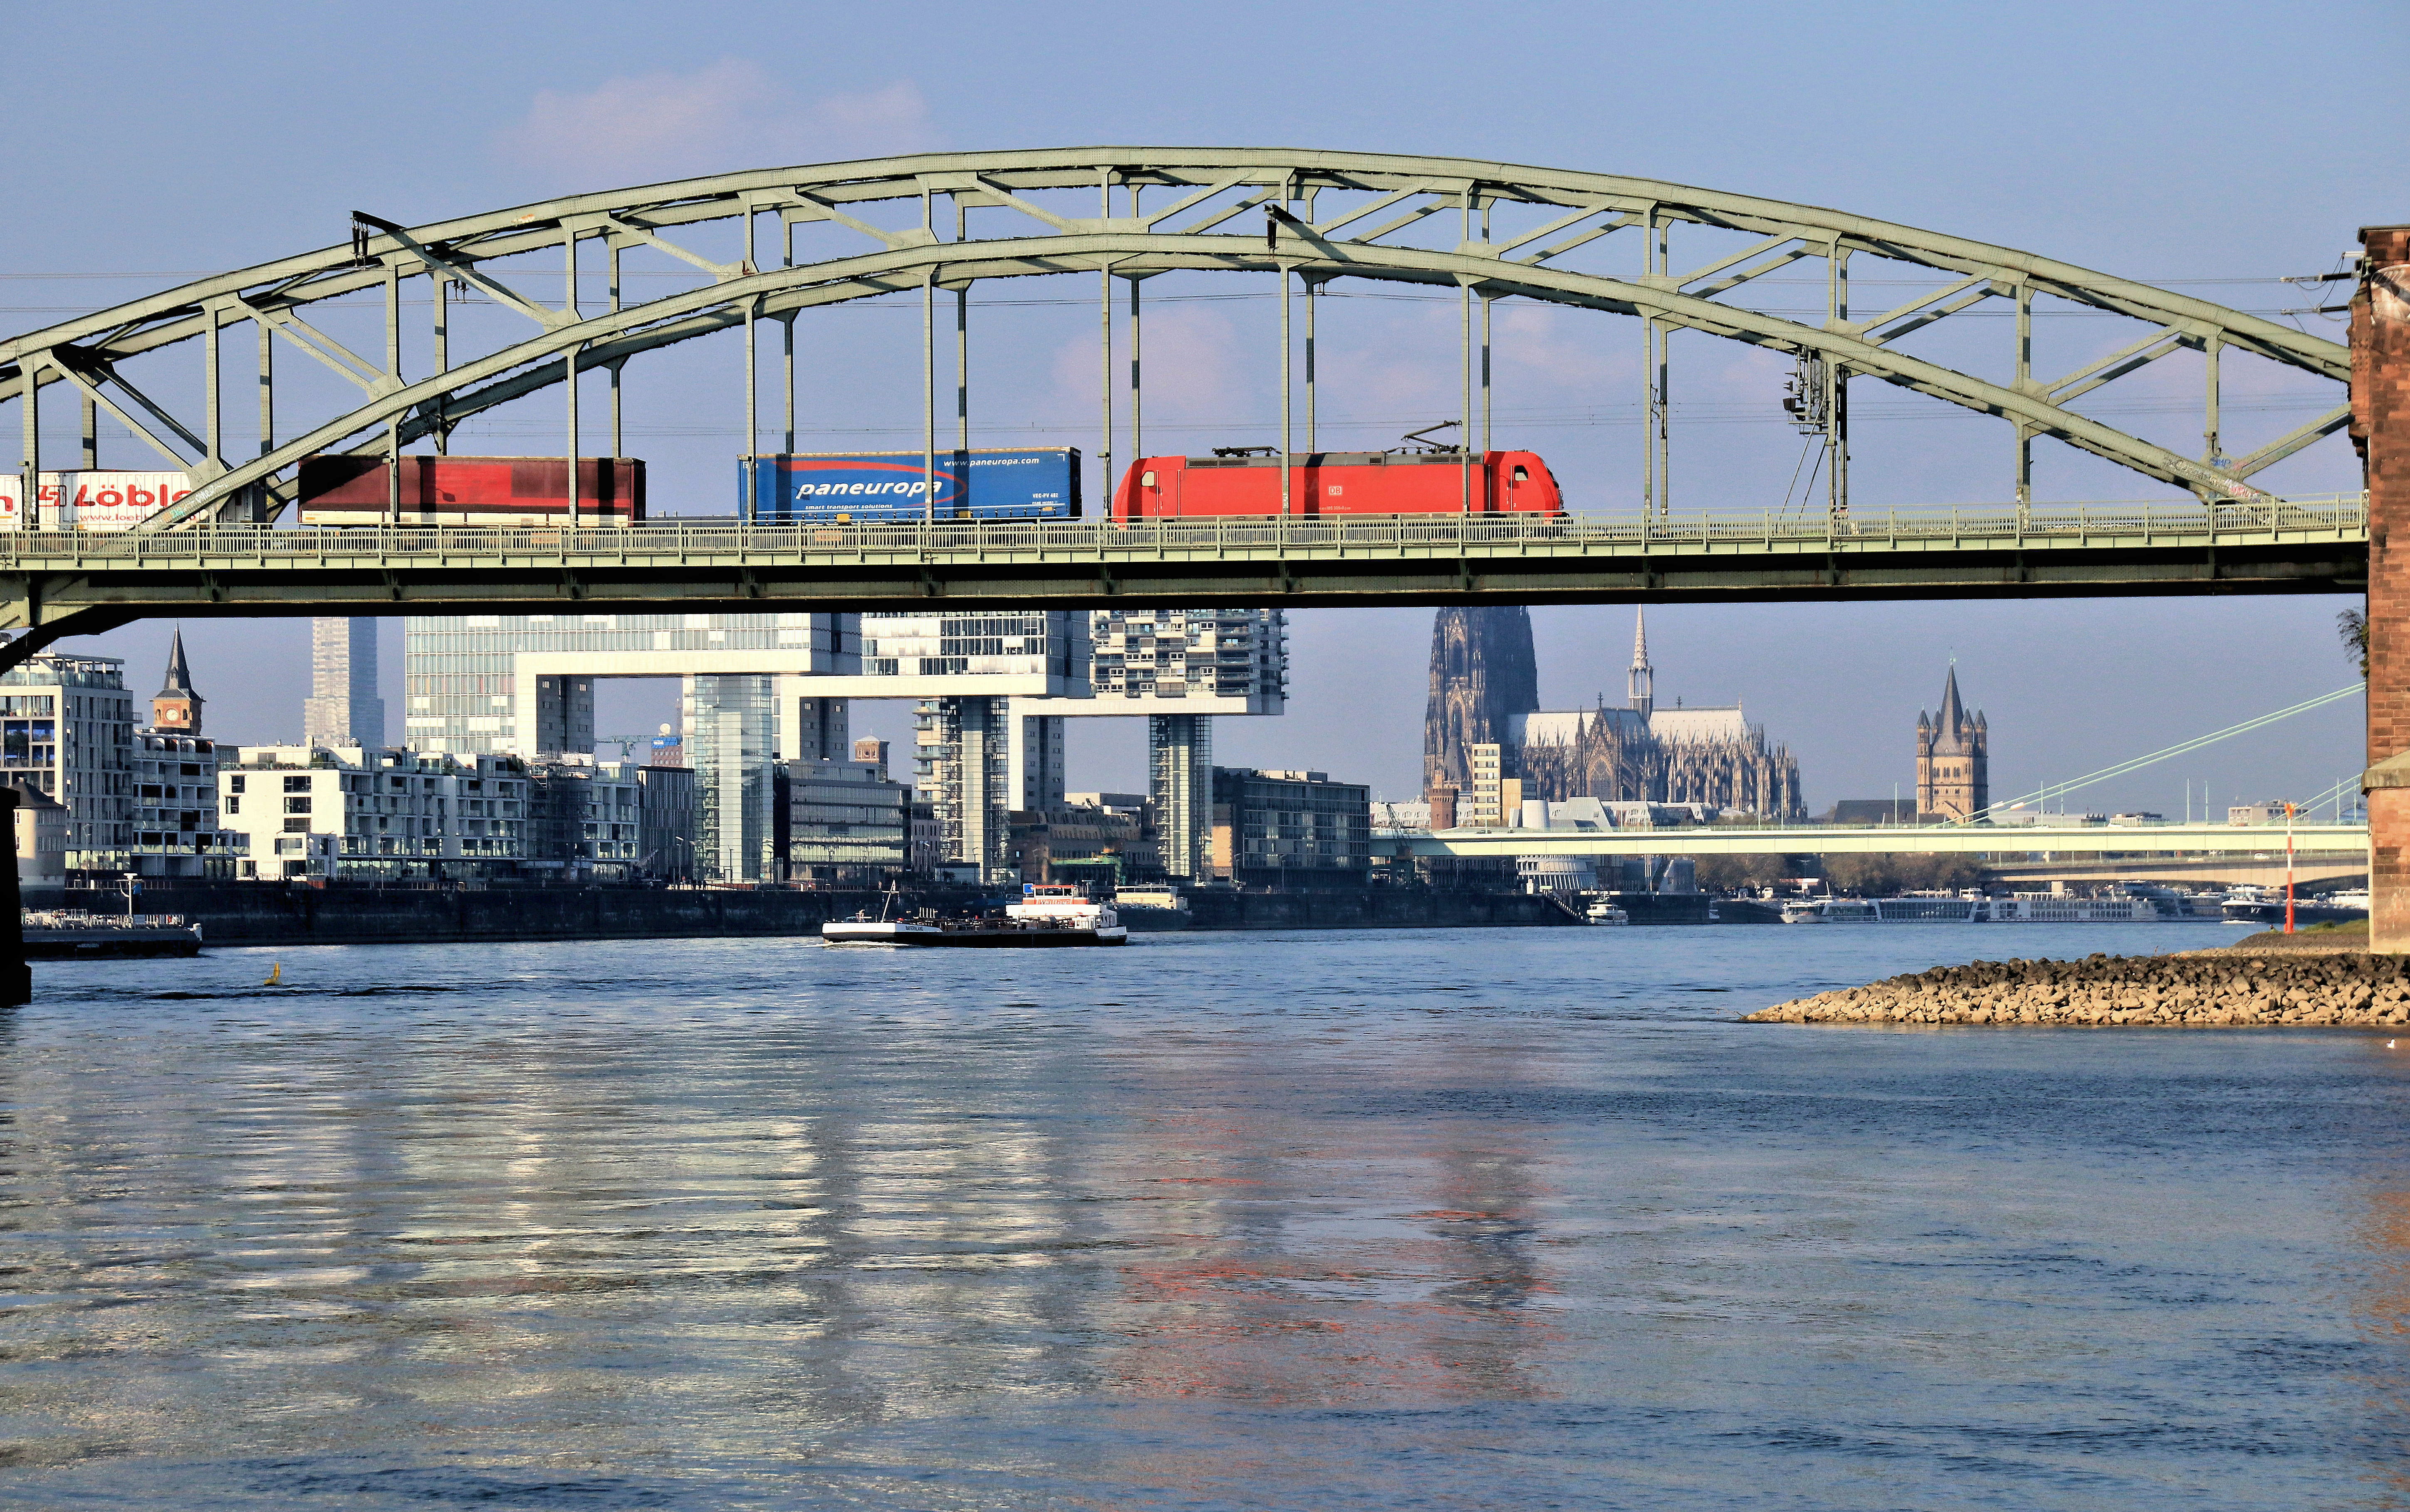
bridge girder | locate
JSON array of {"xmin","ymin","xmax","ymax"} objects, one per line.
[{"xmin": 0, "ymin": 149, "xmax": 2352, "ymax": 533}]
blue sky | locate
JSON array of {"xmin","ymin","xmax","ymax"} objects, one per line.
[{"xmin": 5, "ymin": 0, "xmax": 2400, "ymax": 811}]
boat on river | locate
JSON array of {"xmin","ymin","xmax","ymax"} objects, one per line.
[
  {"xmin": 821, "ymin": 884, "xmax": 1128, "ymax": 948},
  {"xmin": 2221, "ymin": 886, "xmax": 2370, "ymax": 927},
  {"xmin": 21, "ymin": 910, "xmax": 203, "ymax": 957}
]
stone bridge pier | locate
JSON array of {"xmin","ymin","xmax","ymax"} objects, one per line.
[{"xmin": 2358, "ymin": 225, "xmax": 2410, "ymax": 950}]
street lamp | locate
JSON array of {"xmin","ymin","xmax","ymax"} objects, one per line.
[{"xmin": 2283, "ymin": 801, "xmax": 2297, "ymax": 935}]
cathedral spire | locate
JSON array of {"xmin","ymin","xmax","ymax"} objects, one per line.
[{"xmin": 1627, "ymin": 607, "xmax": 1655, "ymax": 719}]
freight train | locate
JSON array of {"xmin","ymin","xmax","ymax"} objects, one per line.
[
  {"xmin": 1109, "ymin": 448, "xmax": 1564, "ymax": 520},
  {"xmin": 298, "ymin": 456, "xmax": 645, "ymax": 526}
]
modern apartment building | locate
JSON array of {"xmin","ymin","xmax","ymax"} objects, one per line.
[
  {"xmin": 391, "ymin": 607, "xmax": 1286, "ymax": 885},
  {"xmin": 525, "ymin": 755, "xmax": 647, "ymax": 880},
  {"xmin": 0, "ymin": 652, "xmax": 134, "ymax": 875},
  {"xmin": 1209, "ymin": 767, "xmax": 1374, "ymax": 887},
  {"xmin": 867, "ymin": 610, "xmax": 1086, "ymax": 881},
  {"xmin": 778, "ymin": 757, "xmax": 911, "ymax": 881},
  {"xmin": 1088, "ymin": 609, "xmax": 1286, "ymax": 880},
  {"xmin": 403, "ymin": 612, "xmax": 863, "ymax": 883},
  {"xmin": 131, "ymin": 731, "xmax": 240, "ymax": 877},
  {"xmin": 221, "ymin": 746, "xmax": 529, "ymax": 880}
]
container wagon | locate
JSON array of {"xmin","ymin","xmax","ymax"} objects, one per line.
[
  {"xmin": 297, "ymin": 456, "xmax": 646, "ymax": 526},
  {"xmin": 740, "ymin": 448, "xmax": 1081, "ymax": 522},
  {"xmin": 0, "ymin": 470, "xmax": 200, "ymax": 530},
  {"xmin": 1110, "ymin": 449, "xmax": 1563, "ymax": 520}
]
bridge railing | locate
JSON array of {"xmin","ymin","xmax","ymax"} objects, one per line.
[{"xmin": 0, "ymin": 493, "xmax": 2365, "ymax": 561}]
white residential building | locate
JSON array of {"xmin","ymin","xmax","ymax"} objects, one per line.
[
  {"xmin": 0, "ymin": 652, "xmax": 134, "ymax": 875},
  {"xmin": 131, "ymin": 732, "xmax": 243, "ymax": 877},
  {"xmin": 221, "ymin": 746, "xmax": 528, "ymax": 880}
]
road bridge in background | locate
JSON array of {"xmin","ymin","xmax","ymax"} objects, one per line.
[
  {"xmin": 1984, "ymin": 855, "xmax": 2365, "ymax": 889},
  {"xmin": 1376, "ymin": 822, "xmax": 2368, "ymax": 862}
]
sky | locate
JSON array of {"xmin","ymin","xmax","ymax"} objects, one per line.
[{"xmin": 5, "ymin": 0, "xmax": 2401, "ymax": 816}]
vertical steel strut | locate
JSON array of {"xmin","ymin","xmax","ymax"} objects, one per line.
[
  {"xmin": 433, "ymin": 271, "xmax": 450, "ymax": 457},
  {"xmin": 955, "ymin": 197, "xmax": 969, "ymax": 455},
  {"xmin": 385, "ymin": 264, "xmax": 401, "ymax": 526},
  {"xmin": 1304, "ymin": 275, "xmax": 1316, "ymax": 452}
]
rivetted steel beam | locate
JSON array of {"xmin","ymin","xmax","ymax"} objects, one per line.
[
  {"xmin": 0, "ymin": 505, "xmax": 2365, "ymax": 667},
  {"xmin": 2, "ymin": 150, "xmax": 2349, "ymax": 537},
  {"xmin": 123, "ymin": 231, "xmax": 2328, "ymax": 531}
]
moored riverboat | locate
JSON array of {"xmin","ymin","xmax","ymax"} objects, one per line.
[
  {"xmin": 22, "ymin": 910, "xmax": 204, "ymax": 957},
  {"xmin": 2221, "ymin": 886, "xmax": 2369, "ymax": 927}
]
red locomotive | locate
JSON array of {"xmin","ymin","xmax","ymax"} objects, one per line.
[{"xmin": 1111, "ymin": 439, "xmax": 1563, "ymax": 521}]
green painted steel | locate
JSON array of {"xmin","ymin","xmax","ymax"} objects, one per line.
[
  {"xmin": 0, "ymin": 149, "xmax": 2348, "ymax": 531},
  {"xmin": 1377, "ymin": 821, "xmax": 2368, "ymax": 858},
  {"xmin": 0, "ymin": 150, "xmax": 2361, "ymax": 665},
  {"xmin": 0, "ymin": 498, "xmax": 2365, "ymax": 646}
]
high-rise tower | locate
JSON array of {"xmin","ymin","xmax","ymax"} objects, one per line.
[
  {"xmin": 151, "ymin": 628, "xmax": 203, "ymax": 736},
  {"xmin": 1915, "ymin": 665, "xmax": 1988, "ymax": 821},
  {"xmin": 303, "ymin": 618, "xmax": 386, "ymax": 749}
]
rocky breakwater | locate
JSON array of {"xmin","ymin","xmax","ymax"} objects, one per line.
[{"xmin": 1747, "ymin": 951, "xmax": 2410, "ymax": 1028}]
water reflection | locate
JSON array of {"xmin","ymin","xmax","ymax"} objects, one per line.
[{"xmin": 2, "ymin": 928, "xmax": 2408, "ymax": 1509}]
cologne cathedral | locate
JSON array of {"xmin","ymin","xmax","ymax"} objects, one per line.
[{"xmin": 1422, "ymin": 606, "xmax": 1805, "ymax": 818}]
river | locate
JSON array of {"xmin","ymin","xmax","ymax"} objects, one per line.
[{"xmin": 4, "ymin": 923, "xmax": 2408, "ymax": 1509}]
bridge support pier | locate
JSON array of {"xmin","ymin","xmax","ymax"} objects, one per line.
[
  {"xmin": 0, "ymin": 788, "xmax": 26, "ymax": 1006},
  {"xmin": 2357, "ymin": 226, "xmax": 2410, "ymax": 951}
]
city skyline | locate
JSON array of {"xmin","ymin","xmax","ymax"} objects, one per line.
[
  {"xmin": 7, "ymin": 0, "xmax": 2380, "ymax": 825},
  {"xmin": 83, "ymin": 598, "xmax": 2370, "ymax": 825}
]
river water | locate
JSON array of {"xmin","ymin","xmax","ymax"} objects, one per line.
[{"xmin": 5, "ymin": 923, "xmax": 2409, "ymax": 1510}]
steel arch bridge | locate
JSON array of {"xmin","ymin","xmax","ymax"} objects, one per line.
[{"xmin": 0, "ymin": 148, "xmax": 2363, "ymax": 656}]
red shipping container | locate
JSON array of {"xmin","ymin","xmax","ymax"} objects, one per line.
[
  {"xmin": 1111, "ymin": 450, "xmax": 1562, "ymax": 520},
  {"xmin": 297, "ymin": 455, "xmax": 646, "ymax": 526}
]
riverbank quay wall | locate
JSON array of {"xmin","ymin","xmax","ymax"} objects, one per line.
[
  {"xmin": 67, "ymin": 883, "xmax": 1571, "ymax": 946},
  {"xmin": 2359, "ymin": 225, "xmax": 2410, "ymax": 951},
  {"xmin": 1747, "ymin": 948, "xmax": 2410, "ymax": 1028}
]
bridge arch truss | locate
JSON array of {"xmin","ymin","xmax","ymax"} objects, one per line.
[{"xmin": 0, "ymin": 148, "xmax": 2354, "ymax": 532}]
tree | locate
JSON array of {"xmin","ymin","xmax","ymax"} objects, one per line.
[
  {"xmin": 2341, "ymin": 607, "xmax": 2369, "ymax": 678},
  {"xmin": 1819, "ymin": 852, "xmax": 1983, "ymax": 895},
  {"xmin": 1692, "ymin": 852, "xmax": 1793, "ymax": 894}
]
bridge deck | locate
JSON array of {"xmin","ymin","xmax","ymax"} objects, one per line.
[
  {"xmin": 1379, "ymin": 823, "xmax": 2369, "ymax": 858},
  {"xmin": 0, "ymin": 497, "xmax": 2368, "ymax": 630}
]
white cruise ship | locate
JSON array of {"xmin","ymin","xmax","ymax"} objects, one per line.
[
  {"xmin": 1989, "ymin": 893, "xmax": 2161, "ymax": 923},
  {"xmin": 1782, "ymin": 896, "xmax": 1983, "ymax": 924}
]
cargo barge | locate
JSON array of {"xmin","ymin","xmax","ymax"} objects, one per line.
[{"xmin": 821, "ymin": 884, "xmax": 1127, "ymax": 948}]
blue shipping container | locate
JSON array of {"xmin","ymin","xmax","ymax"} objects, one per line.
[{"xmin": 739, "ymin": 449, "xmax": 1082, "ymax": 521}]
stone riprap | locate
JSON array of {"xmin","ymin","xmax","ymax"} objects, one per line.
[{"xmin": 1747, "ymin": 951, "xmax": 2410, "ymax": 1028}]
